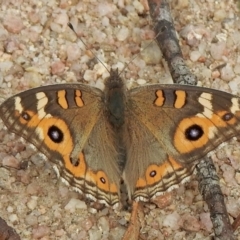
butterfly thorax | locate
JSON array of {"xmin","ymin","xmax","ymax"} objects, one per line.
[{"xmin": 105, "ymin": 69, "xmax": 126, "ymax": 129}]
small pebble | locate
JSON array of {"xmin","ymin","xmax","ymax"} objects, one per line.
[
  {"xmin": 141, "ymin": 41, "xmax": 162, "ymax": 64},
  {"xmin": 83, "ymin": 69, "xmax": 97, "ymax": 82},
  {"xmin": 3, "ymin": 15, "xmax": 24, "ymax": 34},
  {"xmin": 210, "ymin": 41, "xmax": 226, "ymax": 60},
  {"xmin": 27, "ymin": 196, "xmax": 38, "ymax": 210},
  {"xmin": 235, "ymin": 172, "xmax": 240, "ymax": 184},
  {"xmin": 199, "ymin": 212, "xmax": 212, "ymax": 232},
  {"xmin": 64, "ymin": 198, "xmax": 87, "ymax": 212},
  {"xmin": 88, "ymin": 228, "xmax": 102, "ymax": 240},
  {"xmin": 221, "ymin": 163, "xmax": 237, "ymax": 186},
  {"xmin": 177, "ymin": 0, "xmax": 189, "ymax": 8},
  {"xmin": 190, "ymin": 50, "xmax": 201, "ymax": 62},
  {"xmin": 116, "ymin": 26, "xmax": 129, "ymax": 41},
  {"xmin": 7, "ymin": 206, "xmax": 14, "ymax": 213},
  {"xmin": 66, "ymin": 43, "xmax": 81, "ymax": 62},
  {"xmin": 54, "ymin": 12, "xmax": 69, "ymax": 26},
  {"xmin": 97, "ymin": 3, "xmax": 115, "ymax": 16},
  {"xmin": 213, "ymin": 9, "xmax": 227, "ymax": 21},
  {"xmin": 2, "ymin": 155, "xmax": 20, "ymax": 168},
  {"xmin": 220, "ymin": 64, "xmax": 235, "ymax": 81},
  {"xmin": 98, "ymin": 216, "xmax": 110, "ymax": 234},
  {"xmin": 136, "ymin": 79, "xmax": 146, "ymax": 85},
  {"xmin": 226, "ymin": 197, "xmax": 240, "ymax": 218},
  {"xmin": 180, "ymin": 214, "xmax": 201, "ymax": 232},
  {"xmin": 32, "ymin": 226, "xmax": 50, "ymax": 239},
  {"xmin": 162, "ymin": 212, "xmax": 181, "ymax": 230},
  {"xmin": 23, "ymin": 71, "xmax": 42, "ymax": 88},
  {"xmin": 9, "ymin": 214, "xmax": 19, "ymax": 224},
  {"xmin": 51, "ymin": 61, "xmax": 65, "ymax": 75},
  {"xmin": 25, "ymin": 215, "xmax": 38, "ymax": 226}
]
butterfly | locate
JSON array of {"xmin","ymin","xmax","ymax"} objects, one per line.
[{"xmin": 0, "ymin": 68, "xmax": 240, "ymax": 207}]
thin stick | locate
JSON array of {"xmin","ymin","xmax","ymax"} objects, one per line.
[{"xmin": 148, "ymin": 0, "xmax": 197, "ymax": 85}]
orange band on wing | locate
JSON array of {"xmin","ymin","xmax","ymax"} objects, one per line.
[
  {"xmin": 75, "ymin": 90, "xmax": 84, "ymax": 107},
  {"xmin": 174, "ymin": 90, "xmax": 186, "ymax": 109},
  {"xmin": 174, "ymin": 110, "xmax": 238, "ymax": 154},
  {"xmin": 154, "ymin": 90, "xmax": 165, "ymax": 106},
  {"xmin": 136, "ymin": 156, "xmax": 183, "ymax": 188},
  {"xmin": 57, "ymin": 90, "xmax": 68, "ymax": 109},
  {"xmin": 64, "ymin": 152, "xmax": 86, "ymax": 177}
]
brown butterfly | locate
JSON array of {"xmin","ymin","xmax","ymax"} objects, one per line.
[{"xmin": 1, "ymin": 68, "xmax": 240, "ymax": 207}]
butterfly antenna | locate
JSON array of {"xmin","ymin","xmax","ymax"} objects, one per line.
[
  {"xmin": 68, "ymin": 22, "xmax": 161, "ymax": 78},
  {"xmin": 118, "ymin": 30, "xmax": 162, "ymax": 77},
  {"xmin": 67, "ymin": 22, "xmax": 110, "ymax": 73}
]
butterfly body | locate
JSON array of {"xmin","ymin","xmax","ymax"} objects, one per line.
[{"xmin": 1, "ymin": 69, "xmax": 240, "ymax": 206}]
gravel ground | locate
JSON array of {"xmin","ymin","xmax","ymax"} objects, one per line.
[{"xmin": 0, "ymin": 0, "xmax": 240, "ymax": 239}]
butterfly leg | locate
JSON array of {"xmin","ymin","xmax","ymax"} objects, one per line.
[
  {"xmin": 148, "ymin": 0, "xmax": 236, "ymax": 239},
  {"xmin": 122, "ymin": 201, "xmax": 144, "ymax": 240}
]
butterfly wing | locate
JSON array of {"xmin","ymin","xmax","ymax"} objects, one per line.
[
  {"xmin": 0, "ymin": 84, "xmax": 121, "ymax": 206},
  {"xmin": 124, "ymin": 84, "xmax": 240, "ymax": 201}
]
